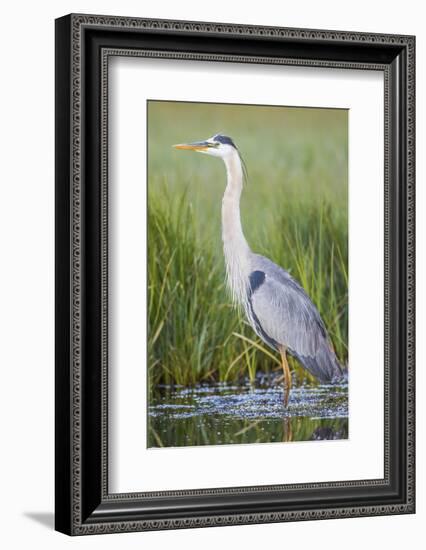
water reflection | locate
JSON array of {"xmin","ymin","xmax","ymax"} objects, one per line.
[{"xmin": 148, "ymin": 382, "xmax": 348, "ymax": 448}]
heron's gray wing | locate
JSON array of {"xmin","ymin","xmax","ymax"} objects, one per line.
[{"xmin": 249, "ymin": 255, "xmax": 342, "ymax": 382}]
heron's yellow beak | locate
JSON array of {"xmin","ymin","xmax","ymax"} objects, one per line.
[{"xmin": 173, "ymin": 141, "xmax": 209, "ymax": 151}]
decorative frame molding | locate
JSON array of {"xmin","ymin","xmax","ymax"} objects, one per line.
[{"xmin": 55, "ymin": 14, "xmax": 415, "ymax": 535}]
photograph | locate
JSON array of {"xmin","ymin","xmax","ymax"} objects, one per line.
[
  {"xmin": 147, "ymin": 100, "xmax": 349, "ymax": 448},
  {"xmin": 52, "ymin": 9, "xmax": 415, "ymax": 538}
]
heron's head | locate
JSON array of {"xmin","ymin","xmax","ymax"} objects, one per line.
[{"xmin": 173, "ymin": 134, "xmax": 238, "ymax": 159}]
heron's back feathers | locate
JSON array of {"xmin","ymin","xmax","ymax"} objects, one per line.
[{"xmin": 246, "ymin": 254, "xmax": 344, "ymax": 383}]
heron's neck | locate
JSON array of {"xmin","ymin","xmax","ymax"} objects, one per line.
[{"xmin": 221, "ymin": 151, "xmax": 251, "ymax": 305}]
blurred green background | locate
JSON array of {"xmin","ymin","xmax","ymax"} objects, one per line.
[{"xmin": 147, "ymin": 100, "xmax": 348, "ymax": 393}]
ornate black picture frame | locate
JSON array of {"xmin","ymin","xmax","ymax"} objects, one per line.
[{"xmin": 55, "ymin": 13, "xmax": 415, "ymax": 535}]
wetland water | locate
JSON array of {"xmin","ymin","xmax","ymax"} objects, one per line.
[{"xmin": 148, "ymin": 382, "xmax": 348, "ymax": 448}]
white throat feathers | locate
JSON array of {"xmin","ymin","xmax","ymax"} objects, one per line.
[{"xmin": 221, "ymin": 149, "xmax": 251, "ymax": 307}]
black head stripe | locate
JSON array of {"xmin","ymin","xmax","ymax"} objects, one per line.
[
  {"xmin": 212, "ymin": 134, "xmax": 249, "ymax": 183},
  {"xmin": 213, "ymin": 134, "xmax": 237, "ymax": 148}
]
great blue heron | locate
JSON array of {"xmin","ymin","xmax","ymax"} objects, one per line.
[{"xmin": 173, "ymin": 134, "xmax": 343, "ymax": 406}]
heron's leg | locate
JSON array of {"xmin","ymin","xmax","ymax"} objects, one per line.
[
  {"xmin": 283, "ymin": 417, "xmax": 293, "ymax": 442},
  {"xmin": 279, "ymin": 346, "xmax": 291, "ymax": 407}
]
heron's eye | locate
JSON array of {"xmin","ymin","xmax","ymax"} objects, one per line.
[{"xmin": 208, "ymin": 142, "xmax": 220, "ymax": 148}]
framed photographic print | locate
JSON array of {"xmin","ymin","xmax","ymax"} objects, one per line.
[{"xmin": 55, "ymin": 14, "xmax": 415, "ymax": 535}]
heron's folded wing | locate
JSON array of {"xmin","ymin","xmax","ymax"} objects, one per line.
[{"xmin": 250, "ymin": 272, "xmax": 326, "ymax": 359}]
